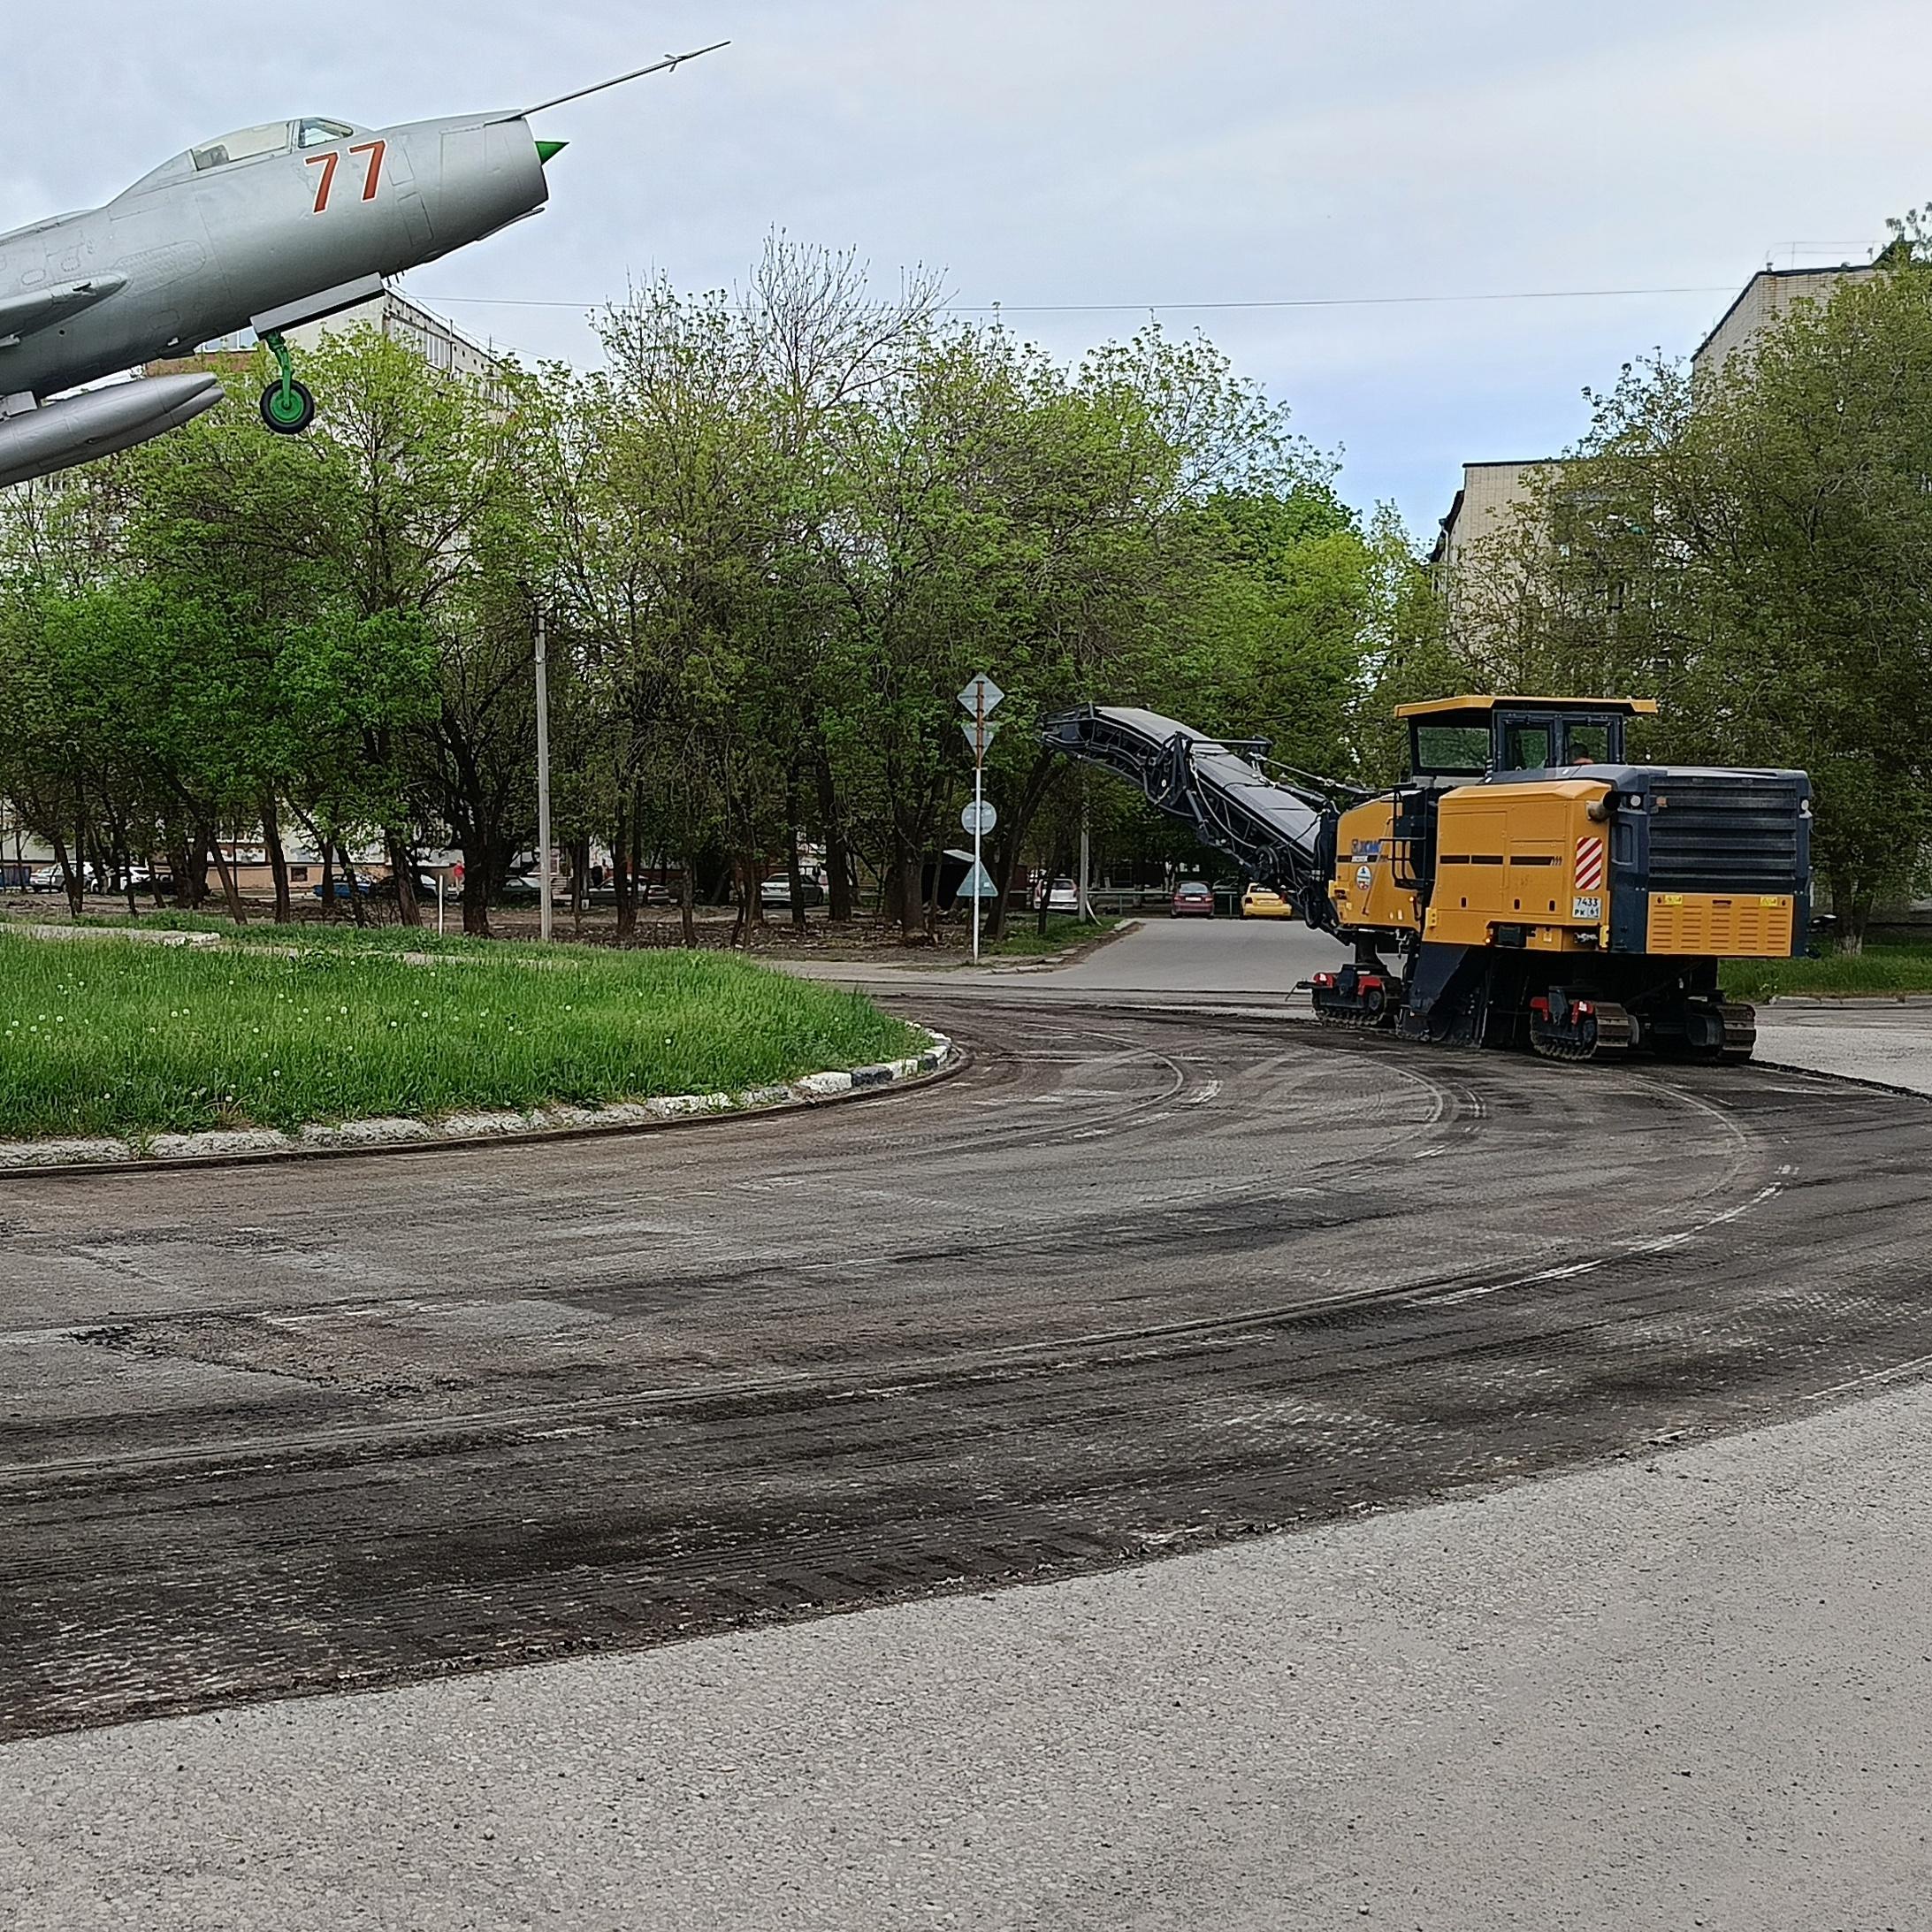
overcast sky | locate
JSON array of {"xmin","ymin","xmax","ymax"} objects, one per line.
[{"xmin": 6, "ymin": 1, "xmax": 1926, "ymax": 533}]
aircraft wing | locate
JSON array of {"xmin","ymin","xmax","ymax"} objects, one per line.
[{"xmin": 0, "ymin": 277, "xmax": 127, "ymax": 350}]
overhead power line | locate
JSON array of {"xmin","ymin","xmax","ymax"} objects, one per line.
[{"xmin": 418, "ymin": 282, "xmax": 1737, "ymax": 318}]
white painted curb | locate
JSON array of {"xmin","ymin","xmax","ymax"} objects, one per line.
[{"xmin": 0, "ymin": 1030, "xmax": 956, "ymax": 1172}]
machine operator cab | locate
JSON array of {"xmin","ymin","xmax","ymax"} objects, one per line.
[
  {"xmin": 1326, "ymin": 693, "xmax": 1667, "ymax": 942},
  {"xmin": 1396, "ymin": 694, "xmax": 1658, "ymax": 783}
]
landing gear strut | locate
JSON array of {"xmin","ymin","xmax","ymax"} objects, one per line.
[{"xmin": 259, "ymin": 332, "xmax": 316, "ymax": 436}]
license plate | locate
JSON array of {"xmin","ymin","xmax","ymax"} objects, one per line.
[{"xmin": 1572, "ymin": 895, "xmax": 1603, "ymax": 921}]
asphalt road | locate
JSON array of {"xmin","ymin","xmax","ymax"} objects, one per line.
[
  {"xmin": 4, "ymin": 986, "xmax": 1932, "ymax": 1753},
  {"xmin": 13, "ymin": 1375, "xmax": 1932, "ymax": 1932},
  {"xmin": 779, "ymin": 910, "xmax": 1346, "ymax": 1006}
]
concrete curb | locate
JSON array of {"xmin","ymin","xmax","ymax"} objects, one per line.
[
  {"xmin": 1763, "ymin": 994, "xmax": 1932, "ymax": 1010},
  {"xmin": 0, "ymin": 1030, "xmax": 958, "ymax": 1176}
]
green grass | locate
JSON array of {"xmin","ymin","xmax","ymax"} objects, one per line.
[
  {"xmin": 991, "ymin": 915, "xmax": 1122, "ymax": 958},
  {"xmin": 1723, "ymin": 941, "xmax": 1932, "ymax": 1001},
  {"xmin": 0, "ymin": 932, "xmax": 923, "ymax": 1141},
  {"xmin": 45, "ymin": 909, "xmax": 495, "ymax": 957}
]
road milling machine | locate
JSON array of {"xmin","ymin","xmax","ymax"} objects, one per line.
[{"xmin": 1044, "ymin": 695, "xmax": 1812, "ymax": 1063}]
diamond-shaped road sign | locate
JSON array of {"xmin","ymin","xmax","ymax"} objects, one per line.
[
  {"xmin": 958, "ymin": 673, "xmax": 1004, "ymax": 717},
  {"xmin": 960, "ymin": 717, "xmax": 1000, "ymax": 761},
  {"xmin": 957, "ymin": 859, "xmax": 998, "ymax": 898}
]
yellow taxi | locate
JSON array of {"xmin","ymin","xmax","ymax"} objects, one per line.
[{"xmin": 1241, "ymin": 882, "xmax": 1294, "ymax": 920}]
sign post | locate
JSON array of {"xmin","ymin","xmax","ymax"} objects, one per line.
[
  {"xmin": 534, "ymin": 607, "xmax": 553, "ymax": 943},
  {"xmin": 958, "ymin": 673, "xmax": 1004, "ymax": 961}
]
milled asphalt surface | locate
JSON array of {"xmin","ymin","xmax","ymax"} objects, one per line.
[
  {"xmin": 9, "ymin": 1376, "xmax": 1932, "ymax": 1930},
  {"xmin": 6, "ymin": 920, "xmax": 1932, "ymax": 1928}
]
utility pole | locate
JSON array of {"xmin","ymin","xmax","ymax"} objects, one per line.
[
  {"xmin": 1077, "ymin": 767, "xmax": 1092, "ymax": 922},
  {"xmin": 534, "ymin": 605, "xmax": 553, "ymax": 943}
]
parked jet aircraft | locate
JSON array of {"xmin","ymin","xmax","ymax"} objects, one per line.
[{"xmin": 0, "ymin": 43, "xmax": 727, "ymax": 488}]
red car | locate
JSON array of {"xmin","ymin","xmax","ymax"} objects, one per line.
[{"xmin": 1171, "ymin": 881, "xmax": 1215, "ymax": 919}]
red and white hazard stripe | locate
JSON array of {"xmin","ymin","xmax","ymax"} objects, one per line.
[{"xmin": 1575, "ymin": 837, "xmax": 1606, "ymax": 891}]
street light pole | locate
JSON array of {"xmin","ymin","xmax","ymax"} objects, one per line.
[{"xmin": 534, "ymin": 606, "xmax": 553, "ymax": 943}]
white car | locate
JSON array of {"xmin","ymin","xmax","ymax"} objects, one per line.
[
  {"xmin": 27, "ymin": 862, "xmax": 100, "ymax": 892},
  {"xmin": 760, "ymin": 874, "xmax": 826, "ymax": 910}
]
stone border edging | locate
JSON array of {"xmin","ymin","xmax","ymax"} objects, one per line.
[{"xmin": 0, "ymin": 1030, "xmax": 958, "ymax": 1175}]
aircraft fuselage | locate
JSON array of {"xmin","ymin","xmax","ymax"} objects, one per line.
[{"xmin": 0, "ymin": 111, "xmax": 545, "ymax": 401}]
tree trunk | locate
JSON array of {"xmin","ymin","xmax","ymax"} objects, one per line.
[
  {"xmin": 461, "ymin": 862, "xmax": 492, "ymax": 937},
  {"xmin": 206, "ymin": 830, "xmax": 248, "ymax": 926},
  {"xmin": 386, "ymin": 828, "xmax": 422, "ymax": 928},
  {"xmin": 262, "ymin": 792, "xmax": 293, "ymax": 926},
  {"xmin": 319, "ymin": 844, "xmax": 337, "ymax": 920},
  {"xmin": 50, "ymin": 829, "xmax": 81, "ymax": 920},
  {"xmin": 166, "ymin": 828, "xmax": 196, "ymax": 909},
  {"xmin": 784, "ymin": 812, "xmax": 808, "ymax": 935},
  {"xmin": 985, "ymin": 750, "xmax": 1058, "ymax": 944},
  {"xmin": 339, "ymin": 842, "xmax": 369, "ymax": 928},
  {"xmin": 612, "ymin": 793, "xmax": 637, "ymax": 942},
  {"xmin": 1036, "ymin": 831, "xmax": 1069, "ymax": 939},
  {"xmin": 570, "ymin": 830, "xmax": 590, "ymax": 938},
  {"xmin": 735, "ymin": 853, "xmax": 766, "ymax": 951},
  {"xmin": 1830, "ymin": 873, "xmax": 1871, "ymax": 954},
  {"xmin": 886, "ymin": 827, "xmax": 924, "ymax": 941},
  {"xmin": 814, "ymin": 749, "xmax": 853, "ymax": 922},
  {"xmin": 679, "ymin": 844, "xmax": 698, "ymax": 949},
  {"xmin": 71, "ymin": 801, "xmax": 88, "ymax": 916}
]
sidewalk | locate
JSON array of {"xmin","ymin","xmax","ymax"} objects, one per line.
[{"xmin": 1756, "ymin": 1001, "xmax": 1932, "ymax": 1096}]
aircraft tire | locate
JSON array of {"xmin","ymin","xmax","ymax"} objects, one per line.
[{"xmin": 260, "ymin": 379, "xmax": 317, "ymax": 436}]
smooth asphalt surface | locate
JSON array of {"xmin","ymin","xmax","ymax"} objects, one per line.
[{"xmin": 5, "ymin": 918, "xmax": 1932, "ymax": 1927}]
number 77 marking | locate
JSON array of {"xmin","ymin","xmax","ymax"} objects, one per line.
[
  {"xmin": 306, "ymin": 150, "xmax": 340, "ymax": 213},
  {"xmin": 307, "ymin": 140, "xmax": 386, "ymax": 214},
  {"xmin": 350, "ymin": 140, "xmax": 386, "ymax": 202}
]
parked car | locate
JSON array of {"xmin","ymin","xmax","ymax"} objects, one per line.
[
  {"xmin": 493, "ymin": 871, "xmax": 544, "ymax": 905},
  {"xmin": 760, "ymin": 874, "xmax": 826, "ymax": 910},
  {"xmin": 1171, "ymin": 881, "xmax": 1215, "ymax": 919},
  {"xmin": 27, "ymin": 862, "xmax": 101, "ymax": 893},
  {"xmin": 1241, "ymin": 882, "xmax": 1294, "ymax": 920},
  {"xmin": 313, "ymin": 872, "xmax": 374, "ymax": 900},
  {"xmin": 372, "ymin": 871, "xmax": 449, "ymax": 903},
  {"xmin": 1032, "ymin": 875, "xmax": 1078, "ymax": 914}
]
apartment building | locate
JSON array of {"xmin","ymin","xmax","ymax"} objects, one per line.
[
  {"xmin": 1431, "ymin": 260, "xmax": 1880, "ymax": 638},
  {"xmin": 153, "ymin": 286, "xmax": 504, "ymax": 392},
  {"xmin": 1691, "ymin": 263, "xmax": 1877, "ymax": 377}
]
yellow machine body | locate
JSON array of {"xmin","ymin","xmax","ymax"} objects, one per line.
[
  {"xmin": 1424, "ymin": 778, "xmax": 1613, "ymax": 951},
  {"xmin": 1329, "ymin": 797, "xmax": 1421, "ymax": 933},
  {"xmin": 1646, "ymin": 892, "xmax": 1795, "ymax": 958},
  {"xmin": 1331, "ymin": 777, "xmax": 1796, "ymax": 961}
]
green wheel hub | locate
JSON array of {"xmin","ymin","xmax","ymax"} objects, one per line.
[{"xmin": 264, "ymin": 386, "xmax": 308, "ymax": 427}]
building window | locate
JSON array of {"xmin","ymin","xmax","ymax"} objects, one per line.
[{"xmin": 290, "ymin": 867, "xmax": 309, "ymax": 882}]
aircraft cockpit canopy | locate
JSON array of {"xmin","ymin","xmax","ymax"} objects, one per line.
[
  {"xmin": 119, "ymin": 120, "xmax": 363, "ymax": 197},
  {"xmin": 296, "ymin": 118, "xmax": 356, "ymax": 151},
  {"xmin": 192, "ymin": 120, "xmax": 351, "ymax": 172}
]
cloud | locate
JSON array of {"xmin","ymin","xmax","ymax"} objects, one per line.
[{"xmin": 3, "ymin": 0, "xmax": 1927, "ymax": 525}]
